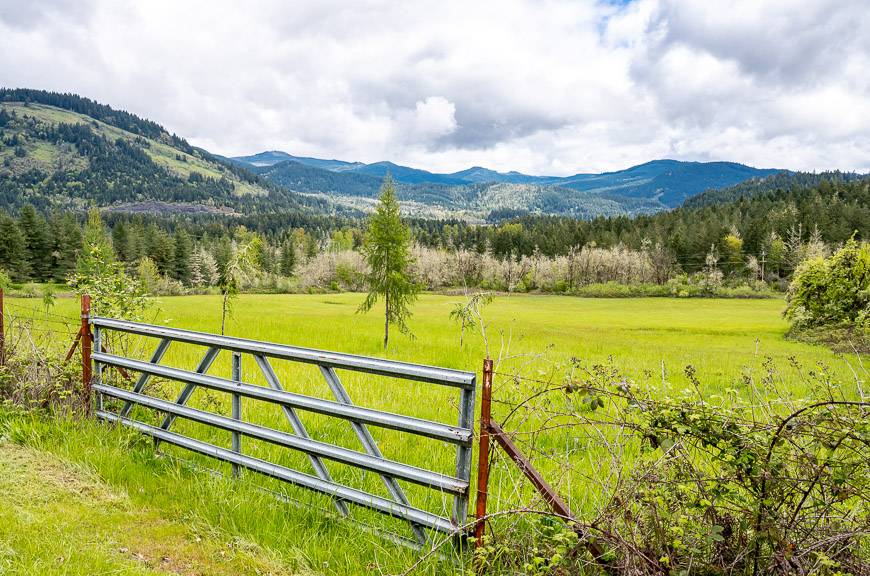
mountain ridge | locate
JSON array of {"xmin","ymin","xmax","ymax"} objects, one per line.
[
  {"xmin": 232, "ymin": 150, "xmax": 779, "ymax": 192},
  {"xmin": 233, "ymin": 151, "xmax": 782, "ymax": 219},
  {"xmin": 0, "ymin": 88, "xmax": 789, "ymax": 222}
]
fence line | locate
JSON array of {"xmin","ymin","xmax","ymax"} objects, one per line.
[
  {"xmin": 0, "ymin": 290, "xmax": 592, "ymax": 560},
  {"xmin": 88, "ymin": 309, "xmax": 476, "ymax": 546}
]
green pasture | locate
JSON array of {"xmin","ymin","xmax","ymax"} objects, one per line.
[{"xmin": 1, "ymin": 293, "xmax": 862, "ymax": 575}]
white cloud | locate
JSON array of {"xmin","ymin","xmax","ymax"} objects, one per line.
[
  {"xmin": 395, "ymin": 96, "xmax": 458, "ymax": 143},
  {"xmin": 0, "ymin": 0, "xmax": 868, "ymax": 174}
]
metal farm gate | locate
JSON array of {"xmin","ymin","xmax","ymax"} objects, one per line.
[{"xmin": 87, "ymin": 315, "xmax": 476, "ymax": 545}]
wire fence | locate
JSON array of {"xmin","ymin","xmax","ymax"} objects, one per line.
[
  {"xmin": 469, "ymin": 349, "xmax": 870, "ymax": 575},
  {"xmin": 0, "ymin": 292, "xmax": 85, "ymax": 411}
]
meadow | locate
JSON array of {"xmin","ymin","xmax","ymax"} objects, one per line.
[{"xmin": 0, "ymin": 293, "xmax": 862, "ymax": 575}]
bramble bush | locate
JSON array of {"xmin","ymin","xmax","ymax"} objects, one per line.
[{"xmin": 474, "ymin": 355, "xmax": 870, "ymax": 575}]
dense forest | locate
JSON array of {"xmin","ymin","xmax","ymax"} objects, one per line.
[
  {"xmin": 0, "ymin": 174, "xmax": 865, "ymax": 296},
  {"xmin": 412, "ymin": 174, "xmax": 869, "ymax": 267}
]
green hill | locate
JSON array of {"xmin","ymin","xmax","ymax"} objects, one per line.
[{"xmin": 0, "ymin": 89, "xmax": 311, "ymax": 215}]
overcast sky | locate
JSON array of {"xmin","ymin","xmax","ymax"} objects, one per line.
[{"xmin": 1, "ymin": 0, "xmax": 868, "ymax": 175}]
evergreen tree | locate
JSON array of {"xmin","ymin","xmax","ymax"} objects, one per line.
[
  {"xmin": 76, "ymin": 208, "xmax": 115, "ymax": 279},
  {"xmin": 19, "ymin": 204, "xmax": 53, "ymax": 281},
  {"xmin": 305, "ymin": 233, "xmax": 318, "ymax": 259},
  {"xmin": 279, "ymin": 239, "xmax": 297, "ymax": 276},
  {"xmin": 213, "ymin": 236, "xmax": 233, "ymax": 284},
  {"xmin": 255, "ymin": 236, "xmax": 274, "ymax": 274},
  {"xmin": 122, "ymin": 219, "xmax": 145, "ymax": 265},
  {"xmin": 0, "ymin": 213, "xmax": 29, "ymax": 280},
  {"xmin": 49, "ymin": 212, "xmax": 82, "ymax": 281},
  {"xmin": 143, "ymin": 223, "xmax": 174, "ymax": 275},
  {"xmin": 172, "ymin": 229, "xmax": 193, "ymax": 284},
  {"xmin": 358, "ymin": 176, "xmax": 418, "ymax": 349},
  {"xmin": 112, "ymin": 221, "xmax": 131, "ymax": 264}
]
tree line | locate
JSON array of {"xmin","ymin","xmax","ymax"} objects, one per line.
[
  {"xmin": 0, "ymin": 175, "xmax": 866, "ymax": 292},
  {"xmin": 412, "ymin": 175, "xmax": 869, "ymax": 273}
]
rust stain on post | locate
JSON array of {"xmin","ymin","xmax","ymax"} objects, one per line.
[
  {"xmin": 0, "ymin": 288, "xmax": 5, "ymax": 367},
  {"xmin": 474, "ymin": 358, "xmax": 494, "ymax": 547}
]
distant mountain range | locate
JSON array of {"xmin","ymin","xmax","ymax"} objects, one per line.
[
  {"xmin": 0, "ymin": 88, "xmax": 790, "ymax": 222},
  {"xmin": 231, "ymin": 151, "xmax": 782, "ymax": 220}
]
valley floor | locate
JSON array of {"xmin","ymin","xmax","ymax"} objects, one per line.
[{"xmin": 0, "ymin": 294, "xmax": 863, "ymax": 575}]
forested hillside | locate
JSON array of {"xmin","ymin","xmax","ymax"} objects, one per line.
[
  {"xmin": 235, "ymin": 153, "xmax": 781, "ymax": 218},
  {"xmin": 0, "ymin": 89, "xmax": 315, "ymax": 215},
  {"xmin": 684, "ymin": 170, "xmax": 865, "ymax": 207},
  {"xmin": 411, "ymin": 176, "xmax": 870, "ymax": 267}
]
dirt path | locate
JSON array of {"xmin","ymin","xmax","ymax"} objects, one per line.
[{"xmin": 0, "ymin": 442, "xmax": 307, "ymax": 576}]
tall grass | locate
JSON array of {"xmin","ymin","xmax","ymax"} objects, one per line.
[{"xmin": 1, "ymin": 293, "xmax": 859, "ymax": 574}]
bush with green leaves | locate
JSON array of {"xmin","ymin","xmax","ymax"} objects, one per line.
[
  {"xmin": 477, "ymin": 356, "xmax": 870, "ymax": 575},
  {"xmin": 785, "ymin": 238, "xmax": 870, "ymax": 332}
]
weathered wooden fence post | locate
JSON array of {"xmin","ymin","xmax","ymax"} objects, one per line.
[
  {"xmin": 474, "ymin": 357, "xmax": 494, "ymax": 548},
  {"xmin": 81, "ymin": 294, "xmax": 93, "ymax": 415}
]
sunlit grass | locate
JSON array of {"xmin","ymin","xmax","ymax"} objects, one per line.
[{"xmin": 2, "ymin": 293, "xmax": 861, "ymax": 575}]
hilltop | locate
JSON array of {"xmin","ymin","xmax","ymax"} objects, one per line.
[{"xmin": 0, "ymin": 89, "xmax": 311, "ymax": 215}]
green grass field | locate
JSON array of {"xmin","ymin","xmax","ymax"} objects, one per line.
[{"xmin": 0, "ymin": 293, "xmax": 863, "ymax": 575}]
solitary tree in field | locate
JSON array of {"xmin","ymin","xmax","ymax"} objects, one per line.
[
  {"xmin": 359, "ymin": 175, "xmax": 418, "ymax": 349},
  {"xmin": 218, "ymin": 228, "xmax": 261, "ymax": 335}
]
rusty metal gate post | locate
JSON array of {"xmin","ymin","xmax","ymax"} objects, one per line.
[
  {"xmin": 0, "ymin": 288, "xmax": 5, "ymax": 367},
  {"xmin": 474, "ymin": 358, "xmax": 494, "ymax": 547},
  {"xmin": 81, "ymin": 294, "xmax": 93, "ymax": 415}
]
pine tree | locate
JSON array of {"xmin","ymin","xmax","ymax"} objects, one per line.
[
  {"xmin": 49, "ymin": 212, "xmax": 82, "ymax": 282},
  {"xmin": 112, "ymin": 222, "xmax": 131, "ymax": 264},
  {"xmin": 213, "ymin": 236, "xmax": 233, "ymax": 284},
  {"xmin": 144, "ymin": 223, "xmax": 174, "ymax": 275},
  {"xmin": 0, "ymin": 213, "xmax": 30, "ymax": 281},
  {"xmin": 18, "ymin": 204, "xmax": 53, "ymax": 281},
  {"xmin": 358, "ymin": 175, "xmax": 418, "ymax": 349},
  {"xmin": 172, "ymin": 229, "xmax": 193, "ymax": 284},
  {"xmin": 255, "ymin": 237, "xmax": 274, "ymax": 274},
  {"xmin": 279, "ymin": 239, "xmax": 297, "ymax": 276},
  {"xmin": 76, "ymin": 208, "xmax": 115, "ymax": 279},
  {"xmin": 124, "ymin": 220, "xmax": 145, "ymax": 265}
]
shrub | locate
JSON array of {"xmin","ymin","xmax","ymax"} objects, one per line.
[
  {"xmin": 479, "ymin": 357, "xmax": 870, "ymax": 575},
  {"xmin": 786, "ymin": 238, "xmax": 870, "ymax": 330}
]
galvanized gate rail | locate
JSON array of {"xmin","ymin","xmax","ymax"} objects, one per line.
[{"xmin": 89, "ymin": 316, "xmax": 476, "ymax": 545}]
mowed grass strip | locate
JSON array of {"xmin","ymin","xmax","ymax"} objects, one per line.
[{"xmin": 0, "ymin": 441, "xmax": 310, "ymax": 576}]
